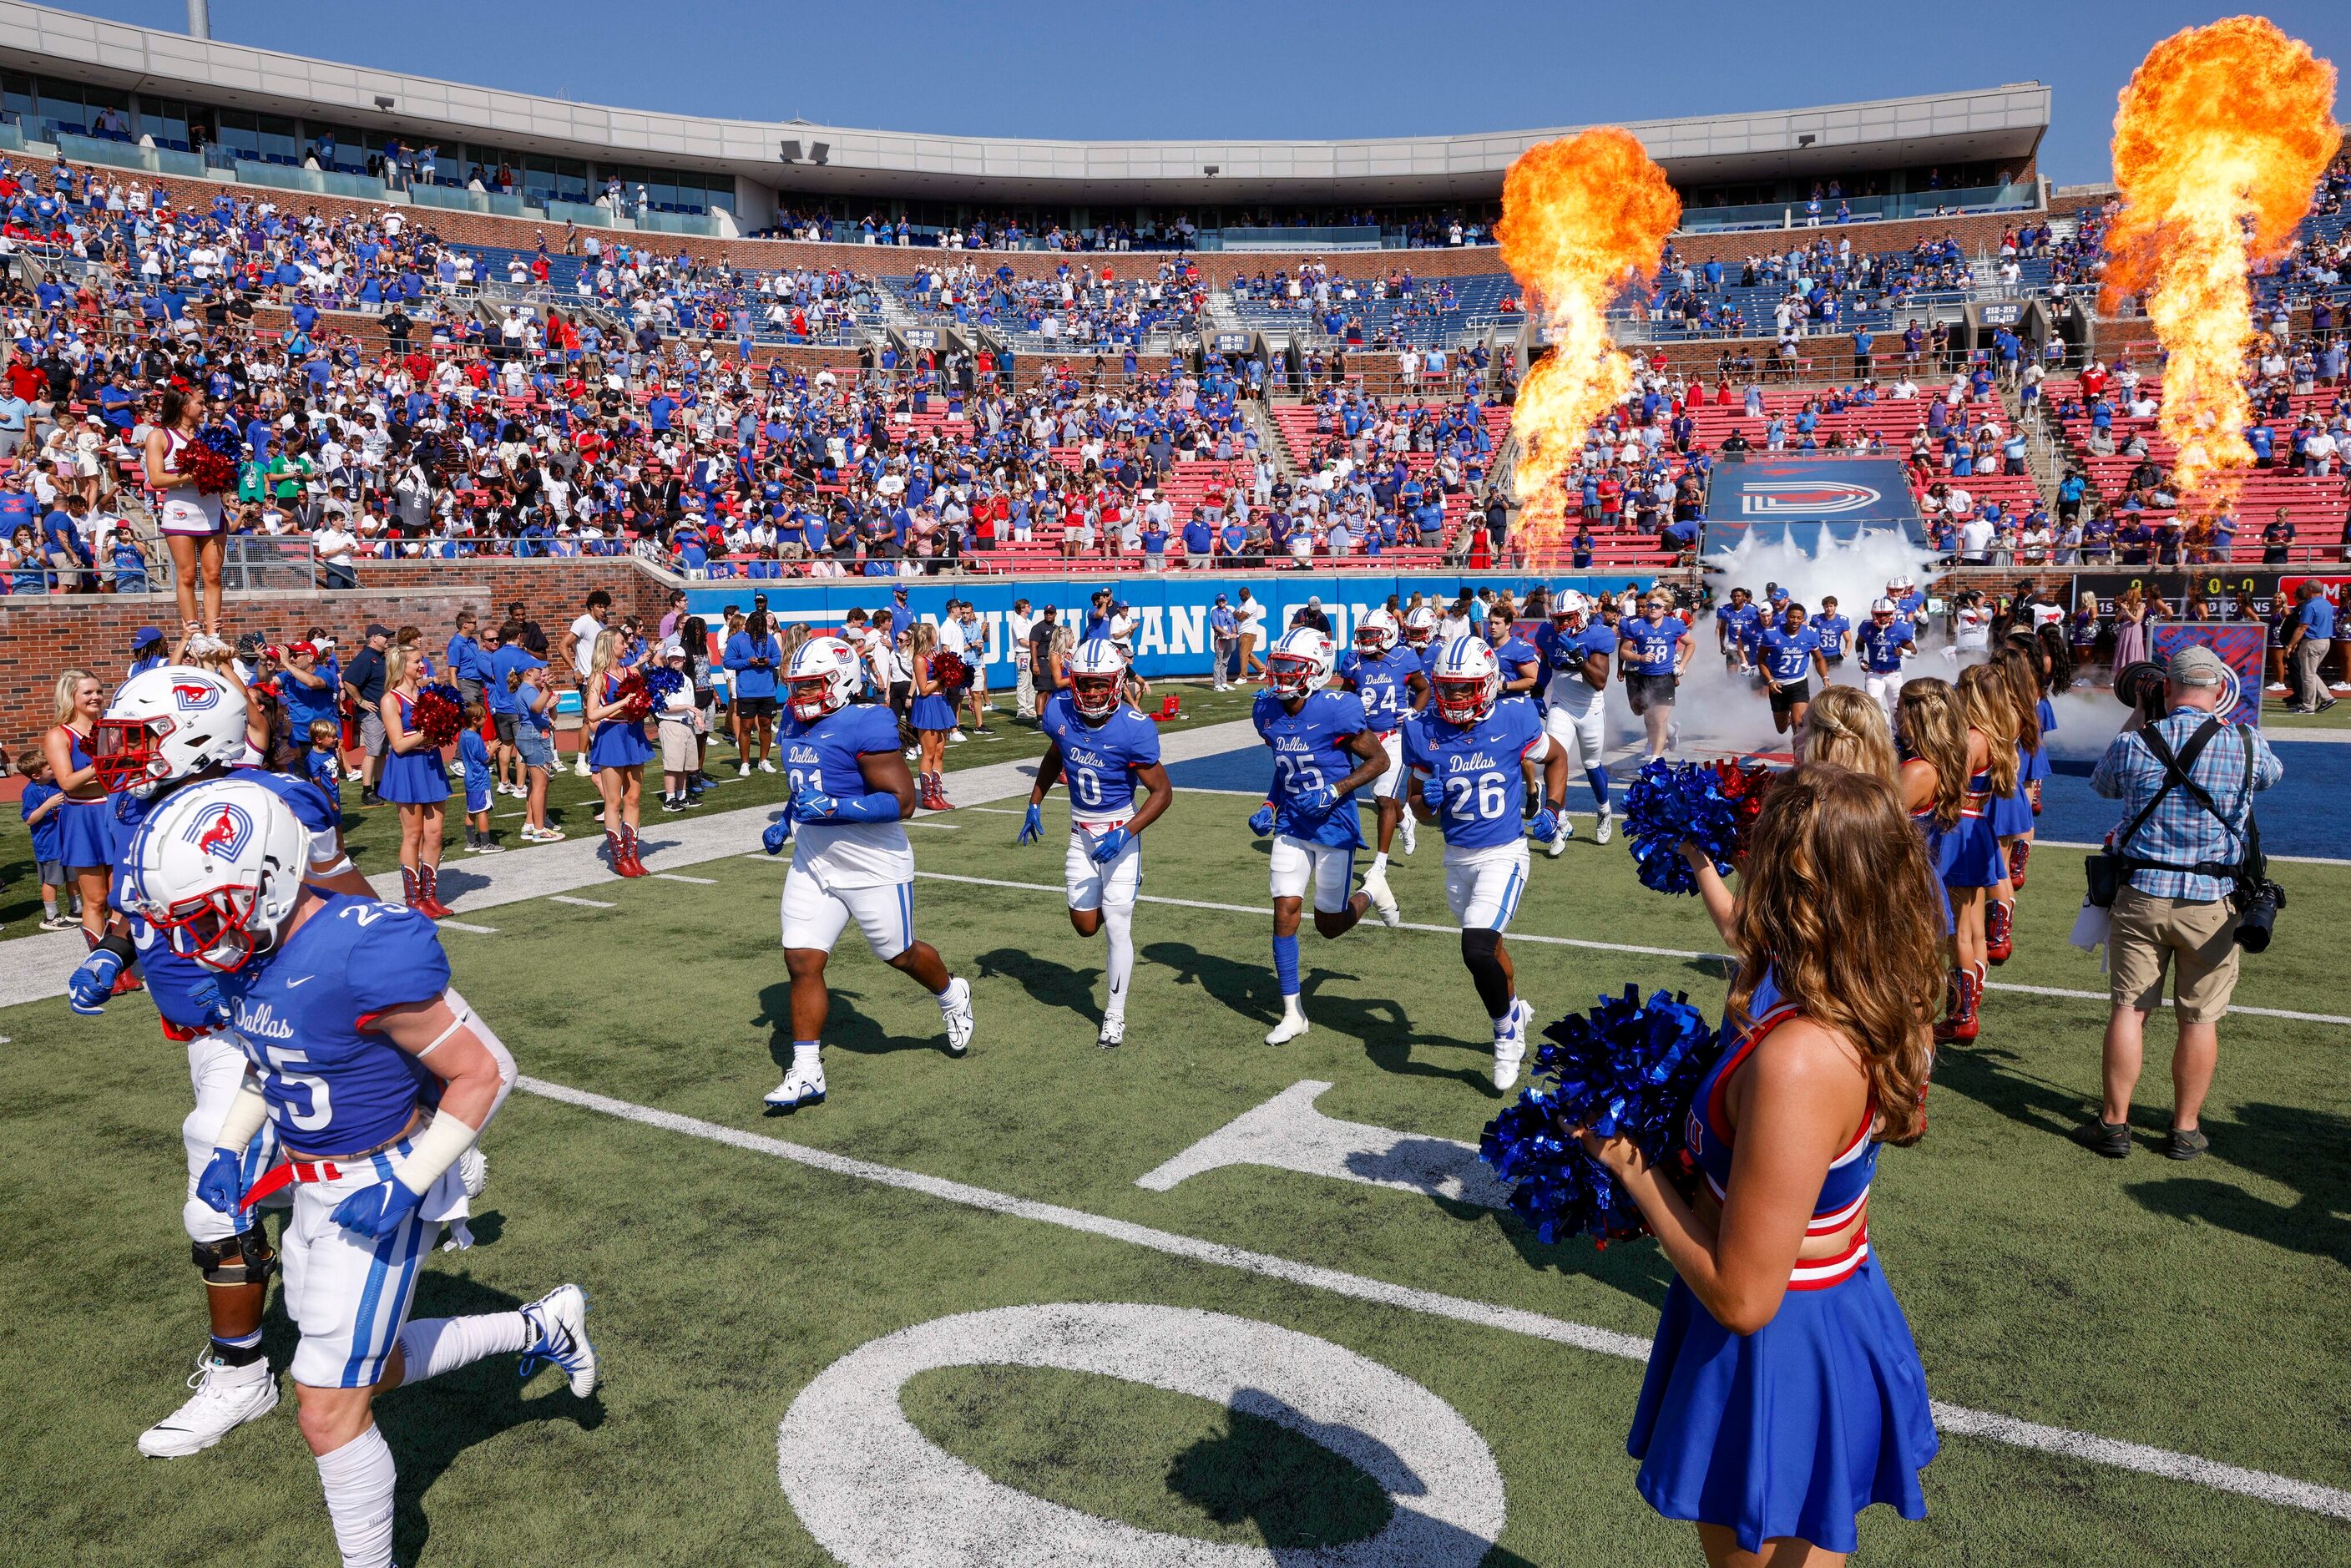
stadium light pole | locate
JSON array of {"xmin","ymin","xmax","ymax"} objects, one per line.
[{"xmin": 187, "ymin": 0, "xmax": 209, "ymax": 40}]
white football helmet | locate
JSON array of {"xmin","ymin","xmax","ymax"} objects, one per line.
[
  {"xmin": 122, "ymin": 776, "xmax": 312, "ymax": 973},
  {"xmin": 1550, "ymin": 591, "xmax": 1590, "ymax": 629},
  {"xmin": 94, "ymin": 665, "xmax": 250, "ymax": 798},
  {"xmin": 1068, "ymin": 638, "xmax": 1128, "ymax": 718},
  {"xmin": 785, "ymin": 635, "xmax": 862, "ymax": 721},
  {"xmin": 1402, "ymin": 606, "xmax": 1438, "ymax": 649},
  {"xmin": 1266, "ymin": 627, "xmax": 1337, "ymax": 697},
  {"xmin": 1429, "ymin": 636, "xmax": 1502, "ymax": 726},
  {"xmin": 1354, "ymin": 609, "xmax": 1400, "ymax": 656}
]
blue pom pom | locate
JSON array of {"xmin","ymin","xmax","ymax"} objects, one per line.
[
  {"xmin": 643, "ymin": 665, "xmax": 686, "ymax": 710},
  {"xmin": 1619, "ymin": 758, "xmax": 1772, "ymax": 897},
  {"xmin": 1478, "ymin": 985, "xmax": 1722, "ymax": 1249}
]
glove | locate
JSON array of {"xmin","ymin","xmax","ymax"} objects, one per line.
[
  {"xmin": 331, "ymin": 1177, "xmax": 427, "ymax": 1240},
  {"xmin": 188, "ymin": 974, "xmax": 233, "ymax": 1030},
  {"xmin": 761, "ymin": 814, "xmax": 793, "ymax": 855},
  {"xmin": 1016, "ymin": 802, "xmax": 1044, "ymax": 845},
  {"xmin": 1089, "ymin": 825, "xmax": 1132, "ymax": 864},
  {"xmin": 1420, "ymin": 773, "xmax": 1448, "ymax": 815},
  {"xmin": 792, "ymin": 787, "xmax": 841, "ymax": 822},
  {"xmin": 68, "ymin": 946, "xmax": 123, "ymax": 1016},
  {"xmin": 1294, "ymin": 781, "xmax": 1340, "ymax": 816},
  {"xmin": 1247, "ymin": 802, "xmax": 1276, "ymax": 837},
  {"xmin": 1530, "ymin": 807, "xmax": 1562, "ymax": 844},
  {"xmin": 195, "ymin": 1149, "xmax": 245, "ymax": 1215}
]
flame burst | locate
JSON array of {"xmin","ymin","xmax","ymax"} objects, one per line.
[
  {"xmin": 1498, "ymin": 129, "xmax": 1680, "ymax": 565},
  {"xmin": 2101, "ymin": 17, "xmax": 2338, "ymax": 516}
]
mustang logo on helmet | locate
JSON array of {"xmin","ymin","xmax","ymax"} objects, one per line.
[
  {"xmin": 172, "ymin": 681, "xmax": 220, "ymax": 711},
  {"xmin": 191, "ymin": 802, "xmax": 253, "ymax": 859}
]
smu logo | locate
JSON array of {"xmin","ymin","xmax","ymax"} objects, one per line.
[
  {"xmin": 1740, "ymin": 482, "xmax": 1882, "ymax": 517},
  {"xmin": 189, "ymin": 802, "xmax": 254, "ymax": 859},
  {"xmin": 172, "ymin": 680, "xmax": 220, "ymax": 711}
]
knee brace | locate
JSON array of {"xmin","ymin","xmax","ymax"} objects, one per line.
[
  {"xmin": 1459, "ymin": 928, "xmax": 1513, "ymax": 1017},
  {"xmin": 193, "ymin": 1221, "xmax": 276, "ymax": 1287}
]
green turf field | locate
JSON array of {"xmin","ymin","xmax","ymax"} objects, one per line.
[{"xmin": 2, "ymin": 771, "xmax": 2346, "ymax": 1565}]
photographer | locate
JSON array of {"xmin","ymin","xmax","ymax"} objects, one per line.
[{"xmin": 2081, "ymin": 647, "xmax": 2282, "ymax": 1161}]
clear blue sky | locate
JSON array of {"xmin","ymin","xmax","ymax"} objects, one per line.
[{"xmin": 55, "ymin": 2, "xmax": 2351, "ymax": 184}]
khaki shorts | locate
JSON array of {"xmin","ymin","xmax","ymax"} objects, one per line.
[{"xmin": 2109, "ymin": 886, "xmax": 2240, "ymax": 1024}]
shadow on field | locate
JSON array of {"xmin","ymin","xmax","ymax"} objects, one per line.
[
  {"xmin": 1164, "ymin": 1387, "xmax": 1394, "ymax": 1550},
  {"xmin": 753, "ymin": 980, "xmax": 953, "ymax": 1063},
  {"xmin": 1911, "ymin": 1037, "xmax": 2092, "ymax": 1141},
  {"xmin": 373, "ymin": 1272, "xmax": 606, "ymax": 1565},
  {"xmin": 975, "ymin": 945, "xmax": 1106, "ymax": 1024},
  {"xmin": 2128, "ymin": 1101, "xmax": 2351, "ymax": 1267}
]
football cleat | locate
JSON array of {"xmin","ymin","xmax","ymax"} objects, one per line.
[
  {"xmin": 517, "ymin": 1284, "xmax": 598, "ymax": 1398},
  {"xmin": 1493, "ymin": 998, "xmax": 1533, "ymax": 1090},
  {"xmin": 1097, "ymin": 1014, "xmax": 1125, "ymax": 1050},
  {"xmin": 138, "ymin": 1351, "xmax": 278, "ymax": 1458},
  {"xmin": 458, "ymin": 1144, "xmax": 489, "ymax": 1199},
  {"xmin": 1399, "ymin": 814, "xmax": 1417, "ymax": 856},
  {"xmin": 765, "ymin": 1060, "xmax": 827, "ymax": 1111},
  {"xmin": 1595, "ymin": 811, "xmax": 1615, "ymax": 846},
  {"xmin": 1265, "ymin": 1005, "xmax": 1310, "ymax": 1046},
  {"xmin": 1362, "ymin": 865, "xmax": 1401, "ymax": 928},
  {"xmin": 1545, "ymin": 816, "xmax": 1572, "ymax": 856},
  {"xmin": 939, "ymin": 976, "xmax": 974, "ymax": 1055}
]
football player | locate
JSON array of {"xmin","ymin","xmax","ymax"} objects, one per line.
[
  {"xmin": 1858, "ymin": 597, "xmax": 1919, "ymax": 716},
  {"xmin": 1017, "ymin": 640, "xmax": 1173, "ymax": 1048},
  {"xmin": 1403, "ymin": 637, "xmax": 1570, "ymax": 1090},
  {"xmin": 1251, "ymin": 627, "xmax": 1398, "ymax": 1046},
  {"xmin": 1532, "ymin": 593, "xmax": 1616, "ymax": 854},
  {"xmin": 70, "ymin": 665, "xmax": 400, "ymax": 1459},
  {"xmin": 123, "ymin": 777, "xmax": 589, "ymax": 1568},
  {"xmin": 1335, "ymin": 607, "xmax": 1429, "ymax": 908},
  {"xmin": 1757, "ymin": 600, "xmax": 1828, "ymax": 756},
  {"xmin": 761, "ymin": 635, "xmax": 974, "ymax": 1110}
]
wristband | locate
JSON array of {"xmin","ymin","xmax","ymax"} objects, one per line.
[
  {"xmin": 208, "ymin": 1080, "xmax": 270, "ymax": 1157},
  {"xmin": 94, "ymin": 933, "xmax": 136, "ymax": 967},
  {"xmin": 392, "ymin": 1105, "xmax": 485, "ymax": 1197}
]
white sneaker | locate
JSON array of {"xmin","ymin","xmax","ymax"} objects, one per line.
[
  {"xmin": 1595, "ymin": 812, "xmax": 1614, "ymax": 846},
  {"xmin": 137, "ymin": 1352, "xmax": 278, "ymax": 1458},
  {"xmin": 1544, "ymin": 817, "xmax": 1571, "ymax": 857},
  {"xmin": 904, "ymin": 746, "xmax": 921, "ymax": 761},
  {"xmin": 1493, "ymin": 998, "xmax": 1533, "ymax": 1091},
  {"xmin": 756, "ymin": 758, "xmax": 777, "ymax": 774},
  {"xmin": 572, "ymin": 756, "xmax": 592, "ymax": 779},
  {"xmin": 1399, "ymin": 815, "xmax": 1416, "ymax": 857},
  {"xmin": 1097, "ymin": 1013, "xmax": 1125, "ymax": 1050},
  {"xmin": 939, "ymin": 976, "xmax": 974, "ymax": 1055},
  {"xmin": 1666, "ymin": 721, "xmax": 1681, "ymax": 751},
  {"xmin": 765, "ymin": 1058, "xmax": 827, "ymax": 1110},
  {"xmin": 1362, "ymin": 864, "xmax": 1400, "ymax": 928},
  {"xmin": 948, "ymin": 729, "xmax": 968, "ymax": 743},
  {"xmin": 739, "ymin": 761, "xmax": 752, "ymax": 777},
  {"xmin": 459, "ymin": 1144, "xmax": 489, "ymax": 1199},
  {"xmin": 518, "ymin": 1283, "xmax": 599, "ymax": 1398},
  {"xmin": 1265, "ymin": 1004, "xmax": 1310, "ymax": 1046}
]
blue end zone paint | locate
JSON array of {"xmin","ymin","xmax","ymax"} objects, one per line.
[{"xmin": 1703, "ymin": 456, "xmax": 1925, "ymax": 555}]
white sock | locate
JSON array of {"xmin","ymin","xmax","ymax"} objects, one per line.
[
  {"xmin": 1370, "ymin": 851, "xmax": 1389, "ymax": 873},
  {"xmin": 314, "ymin": 1423, "xmax": 397, "ymax": 1568},
  {"xmin": 395, "ymin": 1310, "xmax": 531, "ymax": 1385},
  {"xmin": 1102, "ymin": 901, "xmax": 1135, "ymax": 1019},
  {"xmin": 794, "ymin": 1040, "xmax": 822, "ymax": 1071},
  {"xmin": 1494, "ymin": 998, "xmax": 1519, "ymax": 1032}
]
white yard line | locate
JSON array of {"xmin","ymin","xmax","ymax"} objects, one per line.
[
  {"xmin": 438, "ymin": 920, "xmax": 498, "ymax": 935},
  {"xmin": 654, "ymin": 873, "xmax": 718, "ymax": 885},
  {"xmin": 549, "ymin": 895, "xmax": 617, "ymax": 910},
  {"xmin": 516, "ymin": 1073, "xmax": 2351, "ymax": 1524}
]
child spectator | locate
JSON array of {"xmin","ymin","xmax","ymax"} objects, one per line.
[
  {"xmin": 305, "ymin": 720, "xmax": 344, "ymax": 828},
  {"xmin": 459, "ymin": 696, "xmax": 501, "ymax": 853},
  {"xmin": 17, "ymin": 748, "xmax": 74, "ymax": 930}
]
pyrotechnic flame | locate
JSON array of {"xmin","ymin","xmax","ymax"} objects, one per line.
[
  {"xmin": 2102, "ymin": 17, "xmax": 2338, "ymax": 516},
  {"xmin": 1498, "ymin": 129, "xmax": 1680, "ymax": 566}
]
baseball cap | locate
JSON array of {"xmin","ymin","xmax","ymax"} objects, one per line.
[
  {"xmin": 288, "ymin": 640, "xmax": 319, "ymax": 658},
  {"xmin": 367, "ymin": 622, "xmax": 392, "ymax": 638},
  {"xmin": 2166, "ymin": 645, "xmax": 2230, "ymax": 689},
  {"xmin": 131, "ymin": 625, "xmax": 164, "ymax": 648}
]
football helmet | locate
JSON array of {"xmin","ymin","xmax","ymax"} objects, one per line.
[
  {"xmin": 1068, "ymin": 638, "xmax": 1128, "ymax": 718},
  {"xmin": 123, "ymin": 777, "xmax": 312, "ymax": 973},
  {"xmin": 785, "ymin": 635, "xmax": 861, "ymax": 721},
  {"xmin": 1429, "ymin": 636, "xmax": 1502, "ymax": 726},
  {"xmin": 1401, "ymin": 606, "xmax": 1438, "ymax": 649},
  {"xmin": 1354, "ymin": 609, "xmax": 1400, "ymax": 656},
  {"xmin": 1266, "ymin": 628, "xmax": 1337, "ymax": 698},
  {"xmin": 1550, "ymin": 591, "xmax": 1590, "ymax": 629},
  {"xmin": 94, "ymin": 665, "xmax": 249, "ymax": 798}
]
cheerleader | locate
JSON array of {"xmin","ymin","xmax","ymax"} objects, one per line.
[
  {"xmin": 142, "ymin": 387, "xmax": 226, "ymax": 640},
  {"xmin": 1895, "ymin": 679, "xmax": 1967, "ymax": 994},
  {"xmin": 377, "ymin": 646, "xmax": 453, "ymax": 917},
  {"xmin": 584, "ymin": 629, "xmax": 655, "ymax": 877},
  {"xmin": 1902, "ymin": 676, "xmax": 1995, "ymax": 1042},
  {"xmin": 1593, "ymin": 765, "xmax": 1941, "ymax": 1563},
  {"xmin": 1990, "ymin": 640, "xmax": 2050, "ymax": 897},
  {"xmin": 908, "ymin": 623, "xmax": 957, "ymax": 812},
  {"xmin": 42, "ymin": 669, "xmax": 118, "ymax": 946},
  {"xmin": 1958, "ymin": 663, "xmax": 2024, "ymax": 967}
]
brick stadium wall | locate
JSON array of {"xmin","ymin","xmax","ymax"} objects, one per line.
[{"xmin": 1, "ymin": 558, "xmax": 668, "ymax": 759}]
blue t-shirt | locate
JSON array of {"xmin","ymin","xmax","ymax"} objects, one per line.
[
  {"xmin": 1757, "ymin": 625, "xmax": 1822, "ymax": 683},
  {"xmin": 488, "ymin": 644, "xmax": 545, "ymax": 715},
  {"xmin": 1856, "ymin": 618, "xmax": 1914, "ymax": 673},
  {"xmin": 1336, "ymin": 646, "xmax": 1423, "ymax": 731},
  {"xmin": 222, "ymin": 893, "xmax": 451, "ymax": 1156},
  {"xmin": 1812, "ymin": 612, "xmax": 1852, "ymax": 660},
  {"xmin": 2299, "ymin": 596, "xmax": 2337, "ymax": 643},
  {"xmin": 1252, "ymin": 688, "xmax": 1370, "ymax": 849},
  {"xmin": 20, "ymin": 779, "xmax": 63, "ymax": 862},
  {"xmin": 458, "ymin": 729, "xmax": 493, "ymax": 797},
  {"xmin": 780, "ymin": 701, "xmax": 901, "ymax": 798},
  {"xmin": 1039, "ymin": 691, "xmax": 1162, "ymax": 818},
  {"xmin": 1401, "ymin": 698, "xmax": 1549, "ymax": 851},
  {"xmin": 276, "ymin": 669, "xmax": 340, "ymax": 734},
  {"xmin": 1620, "ymin": 615, "xmax": 1686, "ymax": 676}
]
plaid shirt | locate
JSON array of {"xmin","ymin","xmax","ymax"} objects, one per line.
[{"xmin": 2092, "ymin": 708, "xmax": 2282, "ymax": 902}]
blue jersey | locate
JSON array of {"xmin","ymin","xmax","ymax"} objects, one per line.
[
  {"xmin": 1253, "ymin": 688, "xmax": 1370, "ymax": 849},
  {"xmin": 1896, "ymin": 589, "xmax": 1928, "ymax": 620},
  {"xmin": 1401, "ymin": 700, "xmax": 1548, "ymax": 851},
  {"xmin": 1039, "ymin": 691, "xmax": 1161, "ymax": 818},
  {"xmin": 1812, "ymin": 612, "xmax": 1852, "ymax": 660},
  {"xmin": 20, "ymin": 779, "xmax": 63, "ymax": 863},
  {"xmin": 1857, "ymin": 619, "xmax": 1914, "ymax": 673},
  {"xmin": 1337, "ymin": 646, "xmax": 1423, "ymax": 730},
  {"xmin": 116, "ymin": 769, "xmax": 346, "ymax": 1034},
  {"xmin": 1757, "ymin": 625, "xmax": 1822, "ymax": 683},
  {"xmin": 1716, "ymin": 602, "xmax": 1762, "ymax": 651},
  {"xmin": 780, "ymin": 701, "xmax": 901, "ymax": 798},
  {"xmin": 458, "ymin": 729, "xmax": 493, "ymax": 796},
  {"xmin": 222, "ymin": 893, "xmax": 451, "ymax": 1156},
  {"xmin": 1620, "ymin": 615, "xmax": 1687, "ymax": 675},
  {"xmin": 1533, "ymin": 622, "xmax": 1614, "ymax": 699},
  {"xmin": 1490, "ymin": 635, "xmax": 1541, "ymax": 698}
]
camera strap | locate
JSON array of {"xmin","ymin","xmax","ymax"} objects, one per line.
[{"xmin": 2120, "ymin": 718, "xmax": 2252, "ymax": 881}]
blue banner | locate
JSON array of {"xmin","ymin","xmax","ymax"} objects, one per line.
[
  {"xmin": 680, "ymin": 570, "xmax": 1654, "ymax": 680},
  {"xmin": 1703, "ymin": 457, "xmax": 1925, "ymax": 555}
]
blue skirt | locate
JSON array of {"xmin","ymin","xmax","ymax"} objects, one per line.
[
  {"xmin": 588, "ymin": 718, "xmax": 655, "ymax": 771},
  {"xmin": 57, "ymin": 796, "xmax": 119, "ymax": 870},
  {"xmin": 1940, "ymin": 812, "xmax": 2004, "ymax": 889},
  {"xmin": 2018, "ymin": 742, "xmax": 2051, "ymax": 787},
  {"xmin": 1988, "ymin": 784, "xmax": 2035, "ymax": 837},
  {"xmin": 378, "ymin": 745, "xmax": 450, "ymax": 805},
  {"xmin": 1629, "ymin": 1259, "xmax": 1938, "ymax": 1555},
  {"xmin": 909, "ymin": 692, "xmax": 957, "ymax": 732}
]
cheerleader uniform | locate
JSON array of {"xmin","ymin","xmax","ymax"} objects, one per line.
[
  {"xmin": 158, "ymin": 429, "xmax": 226, "ymax": 538},
  {"xmin": 1940, "ymin": 765, "xmax": 2005, "ymax": 890},
  {"xmin": 52, "ymin": 727, "xmax": 118, "ymax": 871},
  {"xmin": 1909, "ymin": 806, "xmax": 1958, "ymax": 937},
  {"xmin": 2024, "ymin": 697, "xmax": 2055, "ymax": 814},
  {"xmin": 908, "ymin": 656, "xmax": 957, "ymax": 734},
  {"xmin": 586, "ymin": 671, "xmax": 656, "ymax": 771},
  {"xmin": 377, "ymin": 693, "xmax": 451, "ymax": 804},
  {"xmin": 1629, "ymin": 998, "xmax": 1938, "ymax": 1554},
  {"xmin": 1988, "ymin": 746, "xmax": 2035, "ymax": 840}
]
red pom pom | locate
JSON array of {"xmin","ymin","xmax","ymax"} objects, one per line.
[
  {"xmin": 177, "ymin": 443, "xmax": 240, "ymax": 496},
  {"xmin": 412, "ymin": 685, "xmax": 466, "ymax": 747},
  {"xmin": 608, "ymin": 669, "xmax": 650, "ymax": 721},
  {"xmin": 931, "ymin": 650, "xmax": 969, "ymax": 690}
]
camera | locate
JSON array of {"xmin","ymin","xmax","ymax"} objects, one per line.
[
  {"xmin": 2235, "ymin": 877, "xmax": 2286, "ymax": 953},
  {"xmin": 2113, "ymin": 660, "xmax": 2169, "ymax": 726}
]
